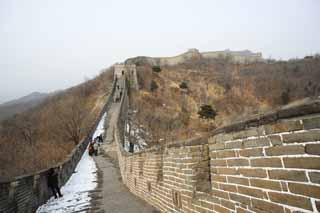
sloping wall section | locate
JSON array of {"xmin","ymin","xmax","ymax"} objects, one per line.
[
  {"xmin": 0, "ymin": 76, "xmax": 116, "ymax": 213},
  {"xmin": 114, "ymin": 79, "xmax": 320, "ymax": 213}
]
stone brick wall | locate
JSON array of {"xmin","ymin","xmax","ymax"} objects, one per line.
[
  {"xmin": 0, "ymin": 76, "xmax": 116, "ymax": 213},
  {"xmin": 114, "ymin": 86, "xmax": 320, "ymax": 213}
]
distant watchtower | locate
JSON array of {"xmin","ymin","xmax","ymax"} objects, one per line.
[{"xmin": 114, "ymin": 63, "xmax": 139, "ymax": 89}]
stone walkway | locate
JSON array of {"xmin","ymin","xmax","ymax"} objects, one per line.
[{"xmin": 89, "ymin": 78, "xmax": 158, "ymax": 213}]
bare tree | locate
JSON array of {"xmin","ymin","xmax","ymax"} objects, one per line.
[{"xmin": 52, "ymin": 96, "xmax": 88, "ymax": 145}]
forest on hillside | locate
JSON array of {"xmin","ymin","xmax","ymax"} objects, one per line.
[
  {"xmin": 0, "ymin": 69, "xmax": 114, "ymax": 179},
  {"xmin": 128, "ymin": 55, "xmax": 320, "ymax": 145}
]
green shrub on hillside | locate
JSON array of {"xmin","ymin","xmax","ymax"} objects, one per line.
[
  {"xmin": 198, "ymin": 105, "xmax": 217, "ymax": 120},
  {"xmin": 152, "ymin": 66, "xmax": 162, "ymax": 73}
]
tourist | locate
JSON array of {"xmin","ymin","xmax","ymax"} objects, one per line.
[{"xmin": 47, "ymin": 168, "xmax": 63, "ymax": 199}]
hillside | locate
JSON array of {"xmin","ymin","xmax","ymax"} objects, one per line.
[
  {"xmin": 0, "ymin": 69, "xmax": 114, "ymax": 179},
  {"xmin": 127, "ymin": 54, "xmax": 320, "ymax": 144},
  {"xmin": 0, "ymin": 92, "xmax": 50, "ymax": 122}
]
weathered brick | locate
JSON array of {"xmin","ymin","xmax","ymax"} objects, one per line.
[
  {"xmin": 200, "ymin": 200, "xmax": 213, "ymax": 210},
  {"xmin": 211, "ymin": 189, "xmax": 229, "ymax": 199},
  {"xmin": 227, "ymin": 176, "xmax": 249, "ymax": 186},
  {"xmin": 211, "ymin": 159, "xmax": 227, "ymax": 166},
  {"xmin": 225, "ymin": 141, "xmax": 243, "ymax": 149},
  {"xmin": 282, "ymin": 130, "xmax": 320, "ymax": 143},
  {"xmin": 215, "ymin": 133, "xmax": 234, "ymax": 143},
  {"xmin": 214, "ymin": 204, "xmax": 232, "ymax": 213},
  {"xmin": 229, "ymin": 193, "xmax": 251, "ymax": 205},
  {"xmin": 265, "ymin": 145, "xmax": 305, "ymax": 156},
  {"xmin": 212, "ymin": 174, "xmax": 227, "ymax": 183},
  {"xmin": 250, "ymin": 178, "xmax": 281, "ymax": 191},
  {"xmin": 268, "ymin": 191, "xmax": 313, "ymax": 211},
  {"xmin": 236, "ymin": 207, "xmax": 252, "ymax": 213},
  {"xmin": 268, "ymin": 170, "xmax": 308, "ymax": 182},
  {"xmin": 227, "ymin": 159, "xmax": 249, "ymax": 167},
  {"xmin": 305, "ymin": 144, "xmax": 320, "ymax": 155},
  {"xmin": 216, "ymin": 150, "xmax": 236, "ymax": 158},
  {"xmin": 220, "ymin": 199, "xmax": 235, "ymax": 210},
  {"xmin": 238, "ymin": 186, "xmax": 265, "ymax": 198},
  {"xmin": 264, "ymin": 120, "xmax": 302, "ymax": 134},
  {"xmin": 283, "ymin": 157, "xmax": 320, "ymax": 169},
  {"xmin": 219, "ymin": 183, "xmax": 237, "ymax": 193},
  {"xmin": 243, "ymin": 138, "xmax": 270, "ymax": 148},
  {"xmin": 232, "ymin": 129, "xmax": 259, "ymax": 140},
  {"xmin": 268, "ymin": 135, "xmax": 282, "ymax": 146},
  {"xmin": 238, "ymin": 168, "xmax": 267, "ymax": 178},
  {"xmin": 288, "ymin": 182, "xmax": 320, "ymax": 199},
  {"xmin": 238, "ymin": 148, "xmax": 263, "ymax": 157},
  {"xmin": 251, "ymin": 158, "xmax": 283, "ymax": 168},
  {"xmin": 309, "ymin": 172, "xmax": 320, "ymax": 184},
  {"xmin": 209, "ymin": 143, "xmax": 225, "ymax": 151},
  {"xmin": 303, "ymin": 116, "xmax": 320, "ymax": 130},
  {"xmin": 251, "ymin": 198, "xmax": 284, "ymax": 213},
  {"xmin": 216, "ymin": 168, "xmax": 238, "ymax": 175}
]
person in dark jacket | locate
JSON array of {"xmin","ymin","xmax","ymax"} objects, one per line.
[{"xmin": 47, "ymin": 168, "xmax": 63, "ymax": 199}]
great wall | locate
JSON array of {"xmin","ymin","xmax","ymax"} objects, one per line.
[{"xmin": 1, "ymin": 61, "xmax": 320, "ymax": 213}]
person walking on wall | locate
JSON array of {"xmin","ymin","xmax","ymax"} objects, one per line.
[{"xmin": 47, "ymin": 168, "xmax": 63, "ymax": 199}]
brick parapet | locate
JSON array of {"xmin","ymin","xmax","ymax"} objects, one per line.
[{"xmin": 114, "ymin": 80, "xmax": 320, "ymax": 213}]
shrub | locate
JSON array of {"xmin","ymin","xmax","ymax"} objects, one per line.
[
  {"xmin": 179, "ymin": 81, "xmax": 188, "ymax": 89},
  {"xmin": 152, "ymin": 66, "xmax": 162, "ymax": 73},
  {"xmin": 198, "ymin": 105, "xmax": 217, "ymax": 119}
]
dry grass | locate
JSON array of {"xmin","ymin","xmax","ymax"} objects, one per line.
[{"xmin": 130, "ymin": 56, "xmax": 320, "ymax": 144}]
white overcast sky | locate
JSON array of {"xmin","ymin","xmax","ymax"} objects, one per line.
[{"xmin": 0, "ymin": 0, "xmax": 319, "ymax": 103}]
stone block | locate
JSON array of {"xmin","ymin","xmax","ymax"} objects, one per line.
[
  {"xmin": 210, "ymin": 159, "xmax": 227, "ymax": 166},
  {"xmin": 268, "ymin": 191, "xmax": 313, "ymax": 211},
  {"xmin": 209, "ymin": 143, "xmax": 225, "ymax": 151},
  {"xmin": 268, "ymin": 135, "xmax": 282, "ymax": 146},
  {"xmin": 309, "ymin": 172, "xmax": 320, "ymax": 184},
  {"xmin": 303, "ymin": 116, "xmax": 320, "ymax": 130},
  {"xmin": 305, "ymin": 144, "xmax": 320, "ymax": 155},
  {"xmin": 216, "ymin": 168, "xmax": 239, "ymax": 175},
  {"xmin": 227, "ymin": 159, "xmax": 249, "ymax": 167},
  {"xmin": 282, "ymin": 130, "xmax": 320, "ymax": 143},
  {"xmin": 268, "ymin": 170, "xmax": 308, "ymax": 182},
  {"xmin": 265, "ymin": 145, "xmax": 305, "ymax": 156},
  {"xmin": 250, "ymin": 178, "xmax": 282, "ymax": 191},
  {"xmin": 229, "ymin": 193, "xmax": 251, "ymax": 205},
  {"xmin": 215, "ymin": 150, "xmax": 236, "ymax": 158},
  {"xmin": 238, "ymin": 168, "xmax": 267, "ymax": 178},
  {"xmin": 238, "ymin": 148, "xmax": 263, "ymax": 157},
  {"xmin": 211, "ymin": 175, "xmax": 227, "ymax": 183},
  {"xmin": 289, "ymin": 182, "xmax": 320, "ymax": 199},
  {"xmin": 225, "ymin": 141, "xmax": 243, "ymax": 149},
  {"xmin": 264, "ymin": 120, "xmax": 302, "ymax": 134},
  {"xmin": 227, "ymin": 176, "xmax": 249, "ymax": 186},
  {"xmin": 219, "ymin": 183, "xmax": 237, "ymax": 193},
  {"xmin": 251, "ymin": 158, "xmax": 283, "ymax": 168},
  {"xmin": 220, "ymin": 199, "xmax": 235, "ymax": 211},
  {"xmin": 283, "ymin": 157, "xmax": 320, "ymax": 169},
  {"xmin": 211, "ymin": 189, "xmax": 229, "ymax": 199},
  {"xmin": 251, "ymin": 198, "xmax": 284, "ymax": 213},
  {"xmin": 238, "ymin": 186, "xmax": 265, "ymax": 198},
  {"xmin": 243, "ymin": 138, "xmax": 270, "ymax": 148},
  {"xmin": 232, "ymin": 129, "xmax": 258, "ymax": 140},
  {"xmin": 213, "ymin": 204, "xmax": 232, "ymax": 213}
]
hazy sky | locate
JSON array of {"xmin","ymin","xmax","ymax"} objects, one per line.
[{"xmin": 1, "ymin": 0, "xmax": 319, "ymax": 103}]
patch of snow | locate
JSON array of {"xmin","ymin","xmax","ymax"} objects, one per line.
[{"xmin": 37, "ymin": 113, "xmax": 107, "ymax": 213}]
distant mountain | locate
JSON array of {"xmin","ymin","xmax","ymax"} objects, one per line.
[{"xmin": 0, "ymin": 92, "xmax": 49, "ymax": 121}]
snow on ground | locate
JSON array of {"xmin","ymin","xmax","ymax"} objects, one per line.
[{"xmin": 37, "ymin": 112, "xmax": 107, "ymax": 213}]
